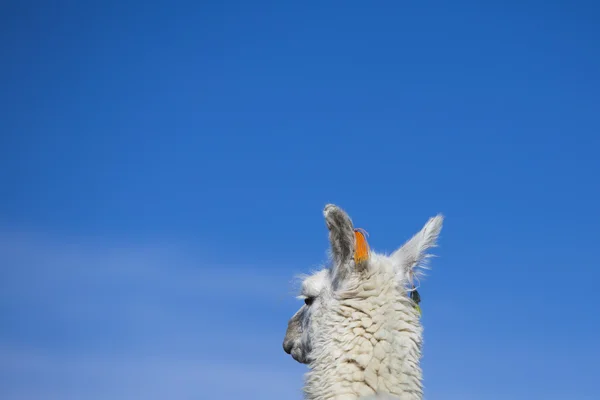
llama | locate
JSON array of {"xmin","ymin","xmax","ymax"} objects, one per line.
[{"xmin": 283, "ymin": 204, "xmax": 443, "ymax": 400}]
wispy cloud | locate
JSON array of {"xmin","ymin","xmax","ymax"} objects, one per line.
[
  {"xmin": 0, "ymin": 231, "xmax": 305, "ymax": 399},
  {"xmin": 0, "ymin": 345, "xmax": 302, "ymax": 400}
]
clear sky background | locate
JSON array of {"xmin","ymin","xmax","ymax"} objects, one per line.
[{"xmin": 1, "ymin": 1, "xmax": 599, "ymax": 399}]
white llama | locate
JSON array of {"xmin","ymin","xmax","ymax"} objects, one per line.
[{"xmin": 283, "ymin": 204, "xmax": 443, "ymax": 400}]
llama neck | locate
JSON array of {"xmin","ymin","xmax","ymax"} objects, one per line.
[{"xmin": 304, "ymin": 275, "xmax": 423, "ymax": 400}]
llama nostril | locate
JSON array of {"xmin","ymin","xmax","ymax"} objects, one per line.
[{"xmin": 283, "ymin": 340, "xmax": 293, "ymax": 354}]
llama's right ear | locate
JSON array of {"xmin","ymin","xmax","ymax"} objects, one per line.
[
  {"xmin": 390, "ymin": 214, "xmax": 444, "ymax": 285},
  {"xmin": 323, "ymin": 204, "xmax": 356, "ymax": 283}
]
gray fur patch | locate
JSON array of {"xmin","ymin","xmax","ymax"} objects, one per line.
[{"xmin": 324, "ymin": 204, "xmax": 356, "ymax": 286}]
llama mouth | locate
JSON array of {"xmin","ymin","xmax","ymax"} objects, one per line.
[
  {"xmin": 290, "ymin": 350, "xmax": 310, "ymax": 364},
  {"xmin": 286, "ymin": 346, "xmax": 310, "ymax": 364},
  {"xmin": 283, "ymin": 339, "xmax": 310, "ymax": 364}
]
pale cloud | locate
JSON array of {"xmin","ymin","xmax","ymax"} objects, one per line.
[
  {"xmin": 0, "ymin": 231, "xmax": 305, "ymax": 399},
  {"xmin": 0, "ymin": 344, "xmax": 302, "ymax": 400}
]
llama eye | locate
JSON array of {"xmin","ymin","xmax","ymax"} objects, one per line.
[{"xmin": 304, "ymin": 297, "xmax": 315, "ymax": 306}]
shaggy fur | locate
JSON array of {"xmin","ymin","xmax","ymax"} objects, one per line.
[{"xmin": 283, "ymin": 204, "xmax": 443, "ymax": 400}]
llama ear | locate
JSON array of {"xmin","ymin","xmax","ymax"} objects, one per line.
[
  {"xmin": 323, "ymin": 204, "xmax": 356, "ymax": 282},
  {"xmin": 391, "ymin": 214, "xmax": 444, "ymax": 285}
]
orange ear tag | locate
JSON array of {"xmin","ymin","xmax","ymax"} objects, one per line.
[{"xmin": 354, "ymin": 228, "xmax": 370, "ymax": 264}]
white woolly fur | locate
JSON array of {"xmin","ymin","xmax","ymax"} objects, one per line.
[{"xmin": 283, "ymin": 205, "xmax": 444, "ymax": 400}]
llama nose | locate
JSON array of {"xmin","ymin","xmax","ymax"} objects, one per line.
[{"xmin": 283, "ymin": 339, "xmax": 293, "ymax": 354}]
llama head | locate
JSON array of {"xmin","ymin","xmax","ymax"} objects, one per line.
[{"xmin": 283, "ymin": 204, "xmax": 443, "ymax": 373}]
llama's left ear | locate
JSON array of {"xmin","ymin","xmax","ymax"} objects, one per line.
[
  {"xmin": 390, "ymin": 214, "xmax": 444, "ymax": 285},
  {"xmin": 323, "ymin": 204, "xmax": 356, "ymax": 284}
]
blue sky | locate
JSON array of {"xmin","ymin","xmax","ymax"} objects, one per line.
[{"xmin": 1, "ymin": 1, "xmax": 599, "ymax": 399}]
